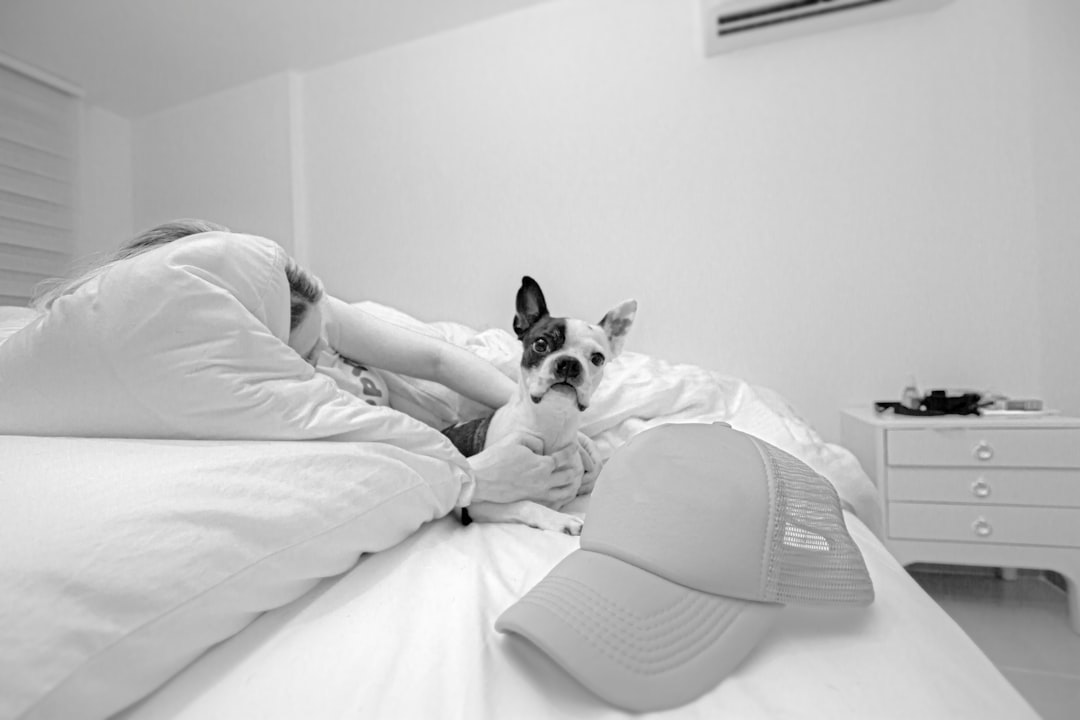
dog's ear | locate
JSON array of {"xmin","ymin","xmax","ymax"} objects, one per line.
[
  {"xmin": 513, "ymin": 276, "xmax": 549, "ymax": 338},
  {"xmin": 599, "ymin": 299, "xmax": 637, "ymax": 357}
]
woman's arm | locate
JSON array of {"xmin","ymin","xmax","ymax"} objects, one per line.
[{"xmin": 321, "ymin": 296, "xmax": 515, "ymax": 410}]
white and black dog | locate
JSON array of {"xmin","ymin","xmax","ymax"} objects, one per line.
[{"xmin": 444, "ymin": 276, "xmax": 636, "ymax": 534}]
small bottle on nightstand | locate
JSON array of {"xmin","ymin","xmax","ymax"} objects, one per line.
[{"xmin": 901, "ymin": 376, "xmax": 920, "ymax": 410}]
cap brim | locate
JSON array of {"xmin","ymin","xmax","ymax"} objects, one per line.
[{"xmin": 495, "ymin": 549, "xmax": 781, "ymax": 713}]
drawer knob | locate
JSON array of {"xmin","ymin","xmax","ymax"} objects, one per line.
[
  {"xmin": 972, "ymin": 518, "xmax": 993, "ymax": 538},
  {"xmin": 973, "ymin": 441, "xmax": 994, "ymax": 462},
  {"xmin": 971, "ymin": 478, "xmax": 992, "ymax": 498}
]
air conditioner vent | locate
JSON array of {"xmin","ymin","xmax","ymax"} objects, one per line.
[{"xmin": 701, "ymin": 0, "xmax": 952, "ymax": 55}]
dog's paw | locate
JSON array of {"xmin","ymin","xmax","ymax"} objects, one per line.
[
  {"xmin": 557, "ymin": 514, "xmax": 584, "ymax": 536},
  {"xmin": 526, "ymin": 507, "xmax": 584, "ymax": 536}
]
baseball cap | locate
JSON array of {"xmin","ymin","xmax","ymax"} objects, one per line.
[{"xmin": 495, "ymin": 421, "xmax": 874, "ymax": 712}]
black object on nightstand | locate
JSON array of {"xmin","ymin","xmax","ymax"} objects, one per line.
[{"xmin": 875, "ymin": 390, "xmax": 984, "ymax": 417}]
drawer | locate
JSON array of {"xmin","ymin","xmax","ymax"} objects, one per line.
[
  {"xmin": 888, "ymin": 503, "xmax": 1080, "ymax": 547},
  {"xmin": 886, "ymin": 427, "xmax": 1080, "ymax": 468},
  {"xmin": 887, "ymin": 467, "xmax": 1080, "ymax": 507}
]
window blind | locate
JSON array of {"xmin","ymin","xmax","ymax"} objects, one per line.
[{"xmin": 0, "ymin": 58, "xmax": 79, "ymax": 307}]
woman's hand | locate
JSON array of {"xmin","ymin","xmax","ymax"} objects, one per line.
[
  {"xmin": 468, "ymin": 432, "xmax": 582, "ymax": 507},
  {"xmin": 576, "ymin": 432, "xmax": 603, "ymax": 495}
]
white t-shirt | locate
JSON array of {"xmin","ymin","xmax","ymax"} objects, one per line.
[{"xmin": 311, "ymin": 342, "xmax": 391, "ymax": 408}]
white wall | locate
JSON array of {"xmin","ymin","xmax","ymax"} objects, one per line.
[
  {"xmin": 132, "ymin": 73, "xmax": 300, "ymax": 255},
  {"xmin": 301, "ymin": 0, "xmax": 1041, "ymax": 439},
  {"xmin": 1030, "ymin": 0, "xmax": 1080, "ymax": 417},
  {"xmin": 76, "ymin": 104, "xmax": 133, "ymax": 263},
  {"xmin": 94, "ymin": 0, "xmax": 1072, "ymax": 441}
]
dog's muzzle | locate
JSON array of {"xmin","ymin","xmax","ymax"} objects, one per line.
[{"xmin": 554, "ymin": 356, "xmax": 583, "ymax": 382}]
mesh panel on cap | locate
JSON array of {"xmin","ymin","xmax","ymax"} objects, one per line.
[{"xmin": 758, "ymin": 441, "xmax": 875, "ymax": 606}]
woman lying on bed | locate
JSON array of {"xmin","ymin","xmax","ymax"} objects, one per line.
[{"xmin": 19, "ymin": 219, "xmax": 590, "ymax": 508}]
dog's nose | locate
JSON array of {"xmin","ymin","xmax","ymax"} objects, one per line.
[{"xmin": 555, "ymin": 357, "xmax": 582, "ymax": 380}]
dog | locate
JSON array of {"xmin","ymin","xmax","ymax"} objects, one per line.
[{"xmin": 443, "ymin": 276, "xmax": 636, "ymax": 534}]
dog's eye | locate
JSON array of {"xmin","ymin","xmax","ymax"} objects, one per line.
[
  {"xmin": 532, "ymin": 338, "xmax": 549, "ymax": 354},
  {"xmin": 591, "ymin": 352, "xmax": 606, "ymax": 367}
]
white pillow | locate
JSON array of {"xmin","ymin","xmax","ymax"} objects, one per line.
[{"xmin": 0, "ymin": 435, "xmax": 463, "ymax": 720}]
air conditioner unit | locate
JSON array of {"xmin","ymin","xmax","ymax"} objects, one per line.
[{"xmin": 701, "ymin": 0, "xmax": 954, "ymax": 55}]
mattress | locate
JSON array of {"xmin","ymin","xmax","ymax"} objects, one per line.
[{"xmin": 114, "ymin": 507, "xmax": 1035, "ymax": 720}]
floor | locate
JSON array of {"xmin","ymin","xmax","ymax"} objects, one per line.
[{"xmin": 909, "ymin": 565, "xmax": 1080, "ymax": 720}]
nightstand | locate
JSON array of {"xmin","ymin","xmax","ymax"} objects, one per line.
[{"xmin": 840, "ymin": 407, "xmax": 1080, "ymax": 633}]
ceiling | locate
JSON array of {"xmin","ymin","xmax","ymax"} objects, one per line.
[{"xmin": 0, "ymin": 0, "xmax": 554, "ymax": 118}]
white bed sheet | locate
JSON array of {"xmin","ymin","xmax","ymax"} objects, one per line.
[{"xmin": 116, "ymin": 508, "xmax": 1036, "ymax": 720}]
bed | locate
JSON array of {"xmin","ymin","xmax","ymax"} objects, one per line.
[{"xmin": 0, "ymin": 235, "xmax": 1039, "ymax": 720}]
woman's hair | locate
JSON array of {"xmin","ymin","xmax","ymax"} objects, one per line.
[
  {"xmin": 31, "ymin": 219, "xmax": 228, "ymax": 311},
  {"xmin": 284, "ymin": 259, "xmax": 323, "ymax": 330},
  {"xmin": 32, "ymin": 219, "xmax": 324, "ymax": 331}
]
